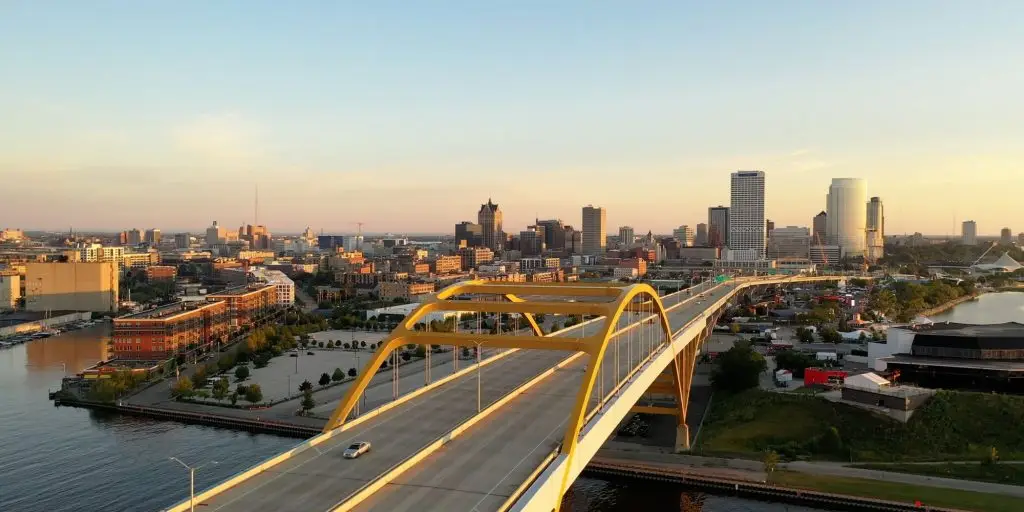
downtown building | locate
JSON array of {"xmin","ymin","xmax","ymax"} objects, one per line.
[
  {"xmin": 728, "ymin": 171, "xmax": 766, "ymax": 260},
  {"xmin": 582, "ymin": 205, "xmax": 607, "ymax": 255},
  {"xmin": 478, "ymin": 199, "xmax": 504, "ymax": 252},
  {"xmin": 962, "ymin": 221, "xmax": 977, "ymax": 246},
  {"xmin": 826, "ymin": 178, "xmax": 868, "ymax": 258},
  {"xmin": 866, "ymin": 196, "xmax": 885, "ymax": 263},
  {"xmin": 708, "ymin": 206, "xmax": 729, "ymax": 247}
]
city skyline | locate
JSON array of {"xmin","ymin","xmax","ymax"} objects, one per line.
[{"xmin": 3, "ymin": 2, "xmax": 1023, "ymax": 234}]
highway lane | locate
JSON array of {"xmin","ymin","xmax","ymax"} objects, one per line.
[
  {"xmin": 196, "ymin": 310, "xmax": 636, "ymax": 512},
  {"xmin": 352, "ymin": 283, "xmax": 741, "ymax": 512}
]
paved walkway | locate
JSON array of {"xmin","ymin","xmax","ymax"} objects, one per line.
[{"xmin": 595, "ymin": 448, "xmax": 1024, "ymax": 498}]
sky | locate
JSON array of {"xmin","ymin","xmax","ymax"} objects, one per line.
[{"xmin": 2, "ymin": 1, "xmax": 1022, "ymax": 236}]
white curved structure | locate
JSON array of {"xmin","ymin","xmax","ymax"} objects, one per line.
[{"xmin": 826, "ymin": 178, "xmax": 867, "ymax": 258}]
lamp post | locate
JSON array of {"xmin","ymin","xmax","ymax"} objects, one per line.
[
  {"xmin": 474, "ymin": 341, "xmax": 484, "ymax": 413},
  {"xmin": 169, "ymin": 457, "xmax": 218, "ymax": 512}
]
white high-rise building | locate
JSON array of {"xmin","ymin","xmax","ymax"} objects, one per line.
[
  {"xmin": 826, "ymin": 178, "xmax": 868, "ymax": 258},
  {"xmin": 962, "ymin": 221, "xmax": 977, "ymax": 245},
  {"xmin": 582, "ymin": 205, "xmax": 606, "ymax": 255},
  {"xmin": 728, "ymin": 171, "xmax": 766, "ymax": 259}
]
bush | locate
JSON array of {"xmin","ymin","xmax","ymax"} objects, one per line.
[
  {"xmin": 318, "ymin": 372, "xmax": 331, "ymax": 387},
  {"xmin": 332, "ymin": 368, "xmax": 345, "ymax": 382},
  {"xmin": 171, "ymin": 377, "xmax": 194, "ymax": 399},
  {"xmin": 235, "ymin": 365, "xmax": 250, "ymax": 382},
  {"xmin": 244, "ymin": 384, "xmax": 263, "ymax": 403},
  {"xmin": 710, "ymin": 341, "xmax": 767, "ymax": 393},
  {"xmin": 348, "ymin": 367, "xmax": 357, "ymax": 377},
  {"xmin": 299, "ymin": 379, "xmax": 313, "ymax": 393},
  {"xmin": 401, "ymin": 352, "xmax": 411, "ymax": 361},
  {"xmin": 775, "ymin": 350, "xmax": 817, "ymax": 378}
]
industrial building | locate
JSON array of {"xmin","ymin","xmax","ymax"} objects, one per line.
[
  {"xmin": 840, "ymin": 372, "xmax": 934, "ymax": 422},
  {"xmin": 0, "ymin": 271, "xmax": 20, "ymax": 310},
  {"xmin": 24, "ymin": 262, "xmax": 119, "ymax": 313},
  {"xmin": 877, "ymin": 322, "xmax": 1024, "ymax": 393}
]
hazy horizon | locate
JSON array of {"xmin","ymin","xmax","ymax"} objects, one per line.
[{"xmin": 3, "ymin": 2, "xmax": 1022, "ymax": 236}]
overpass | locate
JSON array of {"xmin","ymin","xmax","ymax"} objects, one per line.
[{"xmin": 167, "ymin": 274, "xmax": 855, "ymax": 512}]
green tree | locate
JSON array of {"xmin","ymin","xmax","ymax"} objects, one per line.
[
  {"xmin": 191, "ymin": 366, "xmax": 209, "ymax": 388},
  {"xmin": 244, "ymin": 384, "xmax": 263, "ymax": 404},
  {"xmin": 212, "ymin": 377, "xmax": 230, "ymax": 401},
  {"xmin": 300, "ymin": 390, "xmax": 316, "ymax": 415},
  {"xmin": 299, "ymin": 379, "xmax": 313, "ymax": 393},
  {"xmin": 796, "ymin": 327, "xmax": 815, "ymax": 344},
  {"xmin": 348, "ymin": 367, "xmax": 357, "ymax": 377},
  {"xmin": 171, "ymin": 376, "xmax": 194, "ymax": 399},
  {"xmin": 819, "ymin": 327, "xmax": 842, "ymax": 344},
  {"xmin": 318, "ymin": 372, "xmax": 331, "ymax": 387},
  {"xmin": 89, "ymin": 379, "xmax": 120, "ymax": 403},
  {"xmin": 819, "ymin": 426, "xmax": 844, "ymax": 454},
  {"xmin": 710, "ymin": 341, "xmax": 767, "ymax": 393},
  {"xmin": 331, "ymin": 368, "xmax": 345, "ymax": 382},
  {"xmin": 414, "ymin": 345, "xmax": 426, "ymax": 358},
  {"xmin": 774, "ymin": 350, "xmax": 817, "ymax": 378},
  {"xmin": 730, "ymin": 323, "xmax": 741, "ymax": 334},
  {"xmin": 229, "ymin": 392, "xmax": 238, "ymax": 405},
  {"xmin": 235, "ymin": 365, "xmax": 250, "ymax": 382}
]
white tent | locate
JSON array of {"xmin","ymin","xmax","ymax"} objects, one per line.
[{"xmin": 844, "ymin": 372, "xmax": 890, "ymax": 391}]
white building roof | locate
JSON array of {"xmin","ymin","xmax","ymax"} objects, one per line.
[
  {"xmin": 973, "ymin": 252, "xmax": 1022, "ymax": 272},
  {"xmin": 844, "ymin": 372, "xmax": 890, "ymax": 391}
]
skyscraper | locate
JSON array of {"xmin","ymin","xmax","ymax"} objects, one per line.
[
  {"xmin": 455, "ymin": 221, "xmax": 483, "ymax": 247},
  {"xmin": 673, "ymin": 225, "xmax": 695, "ymax": 247},
  {"xmin": 1001, "ymin": 228, "xmax": 1012, "ymax": 245},
  {"xmin": 144, "ymin": 228, "xmax": 161, "ymax": 245},
  {"xmin": 618, "ymin": 226, "xmax": 635, "ymax": 247},
  {"xmin": 708, "ymin": 206, "xmax": 729, "ymax": 248},
  {"xmin": 581, "ymin": 205, "xmax": 606, "ymax": 255},
  {"xmin": 812, "ymin": 211, "xmax": 827, "ymax": 245},
  {"xmin": 962, "ymin": 221, "xmax": 977, "ymax": 245},
  {"xmin": 695, "ymin": 223, "xmax": 708, "ymax": 246},
  {"xmin": 126, "ymin": 228, "xmax": 143, "ymax": 246},
  {"xmin": 866, "ymin": 197, "xmax": 885, "ymax": 262},
  {"xmin": 728, "ymin": 171, "xmax": 766, "ymax": 259},
  {"xmin": 536, "ymin": 219, "xmax": 566, "ymax": 251},
  {"xmin": 477, "ymin": 199, "xmax": 504, "ymax": 252},
  {"xmin": 826, "ymin": 178, "xmax": 868, "ymax": 258}
]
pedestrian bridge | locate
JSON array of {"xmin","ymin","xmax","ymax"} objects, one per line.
[{"xmin": 167, "ymin": 273, "xmax": 857, "ymax": 512}]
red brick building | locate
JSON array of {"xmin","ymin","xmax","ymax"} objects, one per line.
[
  {"xmin": 206, "ymin": 285, "xmax": 276, "ymax": 331},
  {"xmin": 112, "ymin": 301, "xmax": 228, "ymax": 361},
  {"xmin": 145, "ymin": 265, "xmax": 178, "ymax": 281}
]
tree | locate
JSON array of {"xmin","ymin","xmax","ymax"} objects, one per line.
[
  {"xmin": 360, "ymin": 341, "xmax": 367, "ymax": 348},
  {"xmin": 775, "ymin": 350, "xmax": 817, "ymax": 378},
  {"xmin": 819, "ymin": 327, "xmax": 842, "ymax": 344},
  {"xmin": 381, "ymin": 359, "xmax": 389, "ymax": 369},
  {"xmin": 348, "ymin": 367, "xmax": 357, "ymax": 377},
  {"xmin": 244, "ymin": 384, "xmax": 263, "ymax": 404},
  {"xmin": 326, "ymin": 340, "xmax": 334, "ymax": 348},
  {"xmin": 763, "ymin": 450, "xmax": 779, "ymax": 481},
  {"xmin": 318, "ymin": 341, "xmax": 325, "ymax": 348},
  {"xmin": 461, "ymin": 346, "xmax": 471, "ymax": 358},
  {"xmin": 709, "ymin": 341, "xmax": 767, "ymax": 393},
  {"xmin": 795, "ymin": 327, "xmax": 815, "ymax": 344},
  {"xmin": 301, "ymin": 390, "xmax": 316, "ymax": 415},
  {"xmin": 318, "ymin": 372, "xmax": 331, "ymax": 387},
  {"xmin": 171, "ymin": 376, "xmax": 194, "ymax": 399},
  {"xmin": 191, "ymin": 366, "xmax": 209, "ymax": 388},
  {"xmin": 299, "ymin": 379, "xmax": 313, "ymax": 393},
  {"xmin": 401, "ymin": 352, "xmax": 411, "ymax": 361},
  {"xmin": 819, "ymin": 426, "xmax": 844, "ymax": 454},
  {"xmin": 730, "ymin": 323, "xmax": 741, "ymax": 334},
  {"xmin": 212, "ymin": 377, "xmax": 230, "ymax": 401},
  {"xmin": 414, "ymin": 345, "xmax": 426, "ymax": 358},
  {"xmin": 343, "ymin": 342, "xmax": 351, "ymax": 349},
  {"xmin": 229, "ymin": 392, "xmax": 238, "ymax": 405},
  {"xmin": 235, "ymin": 365, "xmax": 250, "ymax": 382},
  {"xmin": 332, "ymin": 368, "xmax": 345, "ymax": 382}
]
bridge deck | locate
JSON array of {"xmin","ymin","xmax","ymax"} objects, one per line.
[{"xmin": 351, "ymin": 283, "xmax": 740, "ymax": 512}]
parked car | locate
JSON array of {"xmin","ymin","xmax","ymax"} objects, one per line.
[{"xmin": 343, "ymin": 441, "xmax": 372, "ymax": 459}]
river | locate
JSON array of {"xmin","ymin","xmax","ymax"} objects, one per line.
[{"xmin": 3, "ymin": 293, "xmax": 1021, "ymax": 511}]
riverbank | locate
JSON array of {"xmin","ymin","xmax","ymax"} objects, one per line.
[
  {"xmin": 589, "ymin": 451, "xmax": 1024, "ymax": 512},
  {"xmin": 917, "ymin": 292, "xmax": 980, "ymax": 317}
]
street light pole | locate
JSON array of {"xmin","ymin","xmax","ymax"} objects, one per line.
[
  {"xmin": 475, "ymin": 341, "xmax": 483, "ymax": 413},
  {"xmin": 169, "ymin": 457, "xmax": 218, "ymax": 512}
]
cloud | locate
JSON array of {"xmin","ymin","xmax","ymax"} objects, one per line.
[{"xmin": 172, "ymin": 113, "xmax": 264, "ymax": 167}]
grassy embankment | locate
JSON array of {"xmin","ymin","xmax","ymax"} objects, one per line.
[
  {"xmin": 771, "ymin": 471, "xmax": 1024, "ymax": 512},
  {"xmin": 696, "ymin": 389, "xmax": 1024, "ymax": 462},
  {"xmin": 850, "ymin": 462, "xmax": 1024, "ymax": 486}
]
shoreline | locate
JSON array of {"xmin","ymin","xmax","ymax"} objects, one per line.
[
  {"xmin": 585, "ymin": 458, "xmax": 964, "ymax": 512},
  {"xmin": 916, "ymin": 292, "xmax": 980, "ymax": 317}
]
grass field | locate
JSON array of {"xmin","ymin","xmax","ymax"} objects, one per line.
[
  {"xmin": 850, "ymin": 462, "xmax": 1024, "ymax": 487},
  {"xmin": 695, "ymin": 389, "xmax": 1024, "ymax": 462},
  {"xmin": 771, "ymin": 471, "xmax": 1024, "ymax": 512}
]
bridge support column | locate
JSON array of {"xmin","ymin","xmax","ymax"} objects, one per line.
[{"xmin": 675, "ymin": 423, "xmax": 690, "ymax": 452}]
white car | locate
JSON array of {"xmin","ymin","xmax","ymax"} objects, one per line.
[{"xmin": 343, "ymin": 441, "xmax": 371, "ymax": 459}]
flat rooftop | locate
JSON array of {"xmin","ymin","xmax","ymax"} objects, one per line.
[
  {"xmin": 207, "ymin": 284, "xmax": 273, "ymax": 297},
  {"xmin": 117, "ymin": 301, "xmax": 218, "ymax": 321},
  {"xmin": 886, "ymin": 355, "xmax": 1024, "ymax": 373}
]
